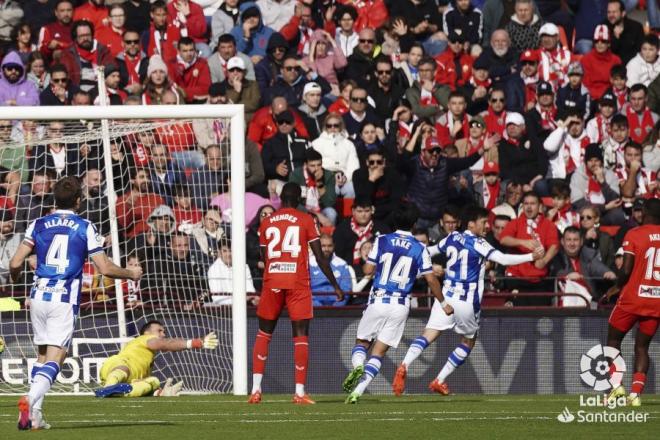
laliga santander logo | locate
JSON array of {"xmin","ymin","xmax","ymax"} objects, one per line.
[{"xmin": 579, "ymin": 344, "xmax": 626, "ymax": 391}]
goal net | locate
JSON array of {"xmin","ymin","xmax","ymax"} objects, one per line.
[{"xmin": 0, "ymin": 104, "xmax": 247, "ymax": 395}]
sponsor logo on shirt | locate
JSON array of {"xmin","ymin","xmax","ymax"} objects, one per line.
[{"xmin": 269, "ymin": 262, "xmax": 297, "ymax": 273}]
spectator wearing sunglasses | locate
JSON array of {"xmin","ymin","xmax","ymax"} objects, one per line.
[
  {"xmin": 342, "ymin": 28, "xmax": 377, "ymax": 89},
  {"xmin": 352, "ymin": 148, "xmax": 403, "ymax": 222},
  {"xmin": 0, "ymin": 51, "xmax": 39, "ymax": 106},
  {"xmin": 263, "ymin": 53, "xmax": 330, "ymax": 107},
  {"xmin": 39, "ymin": 64, "xmax": 79, "ymax": 106},
  {"xmin": 261, "ymin": 109, "xmax": 310, "ymax": 187},
  {"xmin": 116, "ymin": 29, "xmax": 149, "ymax": 95},
  {"xmin": 342, "ymin": 87, "xmax": 381, "ymax": 138},
  {"xmin": 366, "ymin": 56, "xmax": 406, "ymax": 122},
  {"xmin": 579, "ymin": 204, "xmax": 616, "ymax": 269}
]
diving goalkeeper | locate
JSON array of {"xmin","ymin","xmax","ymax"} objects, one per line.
[{"xmin": 95, "ymin": 320, "xmax": 218, "ymax": 398}]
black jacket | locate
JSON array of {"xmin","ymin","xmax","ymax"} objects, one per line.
[
  {"xmin": 261, "ymin": 131, "xmax": 310, "ymax": 181},
  {"xmin": 264, "ymin": 74, "xmax": 331, "ymax": 107},
  {"xmin": 116, "ymin": 52, "xmax": 149, "ymax": 91},
  {"xmin": 442, "ymin": 4, "xmax": 483, "ymax": 45},
  {"xmin": 367, "ymin": 81, "xmax": 407, "ymax": 121},
  {"xmin": 498, "ymin": 135, "xmax": 548, "ymax": 185},
  {"xmin": 255, "ymin": 32, "xmax": 288, "ymax": 97},
  {"xmin": 607, "ymin": 17, "xmax": 644, "ymax": 65},
  {"xmin": 352, "ymin": 166, "xmax": 404, "ymax": 221},
  {"xmin": 342, "ymin": 50, "xmax": 377, "ymax": 89}
]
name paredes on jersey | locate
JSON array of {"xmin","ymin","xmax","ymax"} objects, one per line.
[
  {"xmin": 268, "ymin": 214, "xmax": 298, "ymax": 224},
  {"xmin": 44, "ymin": 217, "xmax": 80, "ymax": 231}
]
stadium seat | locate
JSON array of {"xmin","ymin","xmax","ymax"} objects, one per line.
[{"xmin": 336, "ymin": 197, "xmax": 354, "ymax": 218}]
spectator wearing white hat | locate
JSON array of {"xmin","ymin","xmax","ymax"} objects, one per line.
[
  {"xmin": 222, "ymin": 56, "xmax": 260, "ymax": 122},
  {"xmin": 538, "ymin": 22, "xmax": 574, "ymax": 90},
  {"xmin": 581, "ymin": 24, "xmax": 622, "ymax": 101},
  {"xmin": 626, "ymin": 34, "xmax": 660, "ymax": 88},
  {"xmin": 498, "ymin": 111, "xmax": 548, "ymax": 190},
  {"xmin": 297, "ymin": 81, "xmax": 327, "ymax": 140}
]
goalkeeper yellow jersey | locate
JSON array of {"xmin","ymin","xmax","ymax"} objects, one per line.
[{"xmin": 117, "ymin": 334, "xmax": 157, "ymax": 380}]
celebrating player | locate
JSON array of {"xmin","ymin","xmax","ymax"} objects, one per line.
[
  {"xmin": 343, "ymin": 205, "xmax": 454, "ymax": 404},
  {"xmin": 10, "ymin": 176, "xmax": 142, "ymax": 431},
  {"xmin": 605, "ymin": 198, "xmax": 660, "ymax": 407},
  {"xmin": 248, "ymin": 182, "xmax": 344, "ymax": 405},
  {"xmin": 94, "ymin": 320, "xmax": 218, "ymax": 398},
  {"xmin": 392, "ymin": 206, "xmax": 544, "ymax": 396}
]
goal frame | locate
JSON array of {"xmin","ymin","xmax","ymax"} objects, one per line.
[{"xmin": 1, "ymin": 104, "xmax": 248, "ymax": 396}]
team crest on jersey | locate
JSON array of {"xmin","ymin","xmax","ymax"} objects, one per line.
[{"xmin": 269, "ymin": 262, "xmax": 297, "ymax": 273}]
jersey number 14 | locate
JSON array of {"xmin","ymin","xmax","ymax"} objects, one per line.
[{"xmin": 379, "ymin": 253, "xmax": 412, "ymax": 290}]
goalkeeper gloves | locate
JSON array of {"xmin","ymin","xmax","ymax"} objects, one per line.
[
  {"xmin": 187, "ymin": 332, "xmax": 218, "ymax": 350},
  {"xmin": 154, "ymin": 378, "xmax": 184, "ymax": 397}
]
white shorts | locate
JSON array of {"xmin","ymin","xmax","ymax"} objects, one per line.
[
  {"xmin": 356, "ymin": 302, "xmax": 409, "ymax": 348},
  {"xmin": 31, "ymin": 300, "xmax": 78, "ymax": 348},
  {"xmin": 425, "ymin": 297, "xmax": 480, "ymax": 339}
]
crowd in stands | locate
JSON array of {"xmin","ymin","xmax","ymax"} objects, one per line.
[{"xmin": 0, "ymin": 0, "xmax": 658, "ymax": 310}]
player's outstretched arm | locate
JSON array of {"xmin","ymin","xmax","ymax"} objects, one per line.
[
  {"xmin": 91, "ymin": 252, "xmax": 143, "ymax": 281},
  {"xmin": 423, "ymin": 272, "xmax": 453, "ymax": 315},
  {"xmin": 487, "ymin": 246, "xmax": 544, "ymax": 266},
  {"xmin": 310, "ymin": 239, "xmax": 345, "ymax": 302},
  {"xmin": 147, "ymin": 332, "xmax": 219, "ymax": 352},
  {"xmin": 9, "ymin": 242, "xmax": 33, "ymax": 283}
]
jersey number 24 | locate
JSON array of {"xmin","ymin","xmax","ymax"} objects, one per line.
[{"xmin": 265, "ymin": 226, "xmax": 301, "ymax": 258}]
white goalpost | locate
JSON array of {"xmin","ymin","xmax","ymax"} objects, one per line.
[{"xmin": 0, "ymin": 103, "xmax": 247, "ymax": 396}]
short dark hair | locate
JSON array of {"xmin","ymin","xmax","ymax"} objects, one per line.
[
  {"xmin": 611, "ymin": 113, "xmax": 629, "ymax": 128},
  {"xmin": 443, "ymin": 204, "xmax": 460, "ymax": 220},
  {"xmin": 353, "ymin": 196, "xmax": 373, "ymax": 208},
  {"xmin": 179, "ymin": 36, "xmax": 195, "ymax": 48},
  {"xmin": 305, "ymin": 148, "xmax": 323, "ymax": 162},
  {"xmin": 419, "ymin": 56, "xmax": 436, "ymax": 69},
  {"xmin": 522, "ymin": 191, "xmax": 540, "ymax": 203},
  {"xmin": 50, "ymin": 63, "xmax": 68, "ymax": 77},
  {"xmin": 610, "ymin": 64, "xmax": 627, "ymax": 79},
  {"xmin": 551, "ymin": 181, "xmax": 571, "ymax": 199},
  {"xmin": 630, "ymin": 83, "xmax": 647, "ymax": 95},
  {"xmin": 335, "ymin": 4, "xmax": 358, "ymax": 22},
  {"xmin": 624, "ymin": 142, "xmax": 643, "ymax": 153},
  {"xmin": 71, "ymin": 20, "xmax": 94, "ymax": 40},
  {"xmin": 151, "ymin": 0, "xmax": 167, "ymax": 13},
  {"xmin": 643, "ymin": 198, "xmax": 660, "ymax": 223},
  {"xmin": 461, "ymin": 205, "xmax": 489, "ymax": 228},
  {"xmin": 448, "ymin": 90, "xmax": 466, "ymax": 101},
  {"xmin": 55, "ymin": 0, "xmax": 73, "ymax": 9},
  {"xmin": 562, "ymin": 226, "xmax": 582, "ymax": 238},
  {"xmin": 53, "ymin": 176, "xmax": 82, "ymax": 210},
  {"xmin": 140, "ymin": 320, "xmax": 163, "ymax": 335},
  {"xmin": 280, "ymin": 182, "xmax": 302, "ymax": 206},
  {"xmin": 643, "ymin": 33, "xmax": 659, "ymax": 49},
  {"xmin": 393, "ymin": 203, "xmax": 419, "ymax": 231},
  {"xmin": 494, "ymin": 214, "xmax": 511, "ymax": 224},
  {"xmin": 375, "ymin": 55, "xmax": 393, "ymax": 68},
  {"xmin": 217, "ymin": 33, "xmax": 236, "ymax": 45},
  {"xmin": 608, "ymin": 0, "xmax": 625, "ymax": 12},
  {"xmin": 366, "ymin": 148, "xmax": 385, "ymax": 159}
]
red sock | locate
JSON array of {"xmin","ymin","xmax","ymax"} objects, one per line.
[
  {"xmin": 252, "ymin": 330, "xmax": 272, "ymax": 375},
  {"xmin": 293, "ymin": 336, "xmax": 309, "ymax": 386},
  {"xmin": 631, "ymin": 372, "xmax": 646, "ymax": 395}
]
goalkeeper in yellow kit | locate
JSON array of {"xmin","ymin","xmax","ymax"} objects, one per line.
[{"xmin": 95, "ymin": 320, "xmax": 218, "ymax": 398}]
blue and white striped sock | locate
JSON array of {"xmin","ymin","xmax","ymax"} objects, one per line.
[
  {"xmin": 28, "ymin": 361, "xmax": 59, "ymax": 409},
  {"xmin": 437, "ymin": 343, "xmax": 471, "ymax": 382},
  {"xmin": 30, "ymin": 362, "xmax": 44, "ymax": 411},
  {"xmin": 351, "ymin": 345, "xmax": 368, "ymax": 369},
  {"xmin": 352, "ymin": 356, "xmax": 382, "ymax": 396},
  {"xmin": 402, "ymin": 336, "xmax": 429, "ymax": 368}
]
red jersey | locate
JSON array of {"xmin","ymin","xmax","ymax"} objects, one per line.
[
  {"xmin": 618, "ymin": 224, "xmax": 660, "ymax": 317},
  {"xmin": 500, "ymin": 214, "xmax": 559, "ymax": 280},
  {"xmin": 258, "ymin": 207, "xmax": 319, "ymax": 290}
]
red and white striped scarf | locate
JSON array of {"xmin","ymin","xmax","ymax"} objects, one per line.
[
  {"xmin": 563, "ymin": 132, "xmax": 590, "ymax": 175},
  {"xmin": 594, "ymin": 114, "xmax": 611, "ymax": 144},
  {"xmin": 350, "ymin": 217, "xmax": 373, "ymax": 265},
  {"xmin": 536, "ymin": 104, "xmax": 557, "ymax": 131}
]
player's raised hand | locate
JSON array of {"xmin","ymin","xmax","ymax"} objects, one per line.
[
  {"xmin": 531, "ymin": 246, "xmax": 545, "ymax": 261},
  {"xmin": 128, "ymin": 265, "xmax": 143, "ymax": 281},
  {"xmin": 203, "ymin": 332, "xmax": 218, "ymax": 349}
]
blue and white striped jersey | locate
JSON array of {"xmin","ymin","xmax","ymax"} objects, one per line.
[
  {"xmin": 25, "ymin": 210, "xmax": 104, "ymax": 305},
  {"xmin": 429, "ymin": 231, "xmax": 495, "ymax": 312},
  {"xmin": 367, "ymin": 230, "xmax": 433, "ymax": 299}
]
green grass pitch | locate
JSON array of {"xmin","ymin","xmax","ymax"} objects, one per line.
[{"xmin": 1, "ymin": 394, "xmax": 658, "ymax": 439}]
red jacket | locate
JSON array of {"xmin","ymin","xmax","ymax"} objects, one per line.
[
  {"xmin": 58, "ymin": 43, "xmax": 115, "ymax": 87},
  {"xmin": 581, "ymin": 49, "xmax": 622, "ymax": 100},
  {"xmin": 96, "ymin": 25, "xmax": 124, "ymax": 58},
  {"xmin": 339, "ymin": 0, "xmax": 389, "ymax": 32},
  {"xmin": 248, "ymin": 106, "xmax": 309, "ymax": 150},
  {"xmin": 143, "ymin": 24, "xmax": 182, "ymax": 64},
  {"xmin": 38, "ymin": 22, "xmax": 73, "ymax": 61},
  {"xmin": 434, "ymin": 50, "xmax": 473, "ymax": 91},
  {"xmin": 169, "ymin": 56, "xmax": 211, "ymax": 103},
  {"xmin": 167, "ymin": 0, "xmax": 207, "ymax": 43},
  {"xmin": 74, "ymin": 2, "xmax": 109, "ymax": 30},
  {"xmin": 500, "ymin": 214, "xmax": 559, "ymax": 281},
  {"xmin": 116, "ymin": 192, "xmax": 165, "ymax": 238}
]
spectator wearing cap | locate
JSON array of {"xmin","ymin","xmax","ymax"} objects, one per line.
[
  {"xmin": 116, "ymin": 29, "xmax": 149, "ymax": 95},
  {"xmin": 525, "ymin": 80, "xmax": 557, "ymax": 142},
  {"xmin": 222, "ymin": 56, "xmax": 260, "ymax": 122},
  {"xmin": 505, "ymin": 0, "xmax": 543, "ymax": 55},
  {"xmin": 582, "ymin": 24, "xmax": 622, "ymax": 101},
  {"xmin": 398, "ymin": 134, "xmax": 488, "ymax": 229},
  {"xmin": 616, "ymin": 142, "xmax": 657, "ymax": 200},
  {"xmin": 367, "ymin": 56, "xmax": 406, "ymax": 122},
  {"xmin": 89, "ymin": 64, "xmax": 126, "ymax": 105},
  {"xmin": 95, "ymin": 3, "xmax": 126, "ymax": 58},
  {"xmin": 480, "ymin": 87, "xmax": 508, "ymax": 136},
  {"xmin": 208, "ymin": 33, "xmax": 255, "ymax": 84},
  {"xmin": 59, "ymin": 20, "xmax": 114, "ymax": 92},
  {"xmin": 405, "ymin": 57, "xmax": 450, "ymax": 121},
  {"xmin": 498, "ymin": 112, "xmax": 547, "ymax": 189},
  {"xmin": 434, "ymin": 29, "xmax": 473, "ymax": 92},
  {"xmin": 254, "ymin": 32, "xmax": 288, "ymax": 94},
  {"xmin": 261, "ymin": 108, "xmax": 310, "ymax": 186},
  {"xmin": 248, "ymin": 95, "xmax": 309, "ymax": 148},
  {"xmin": 38, "ymin": 0, "xmax": 74, "ymax": 62},
  {"xmin": 626, "ymin": 34, "xmax": 660, "ymax": 88},
  {"xmin": 455, "ymin": 116, "xmax": 500, "ymax": 166},
  {"xmin": 289, "ymin": 148, "xmax": 337, "ymax": 226},
  {"xmin": 296, "ymin": 82, "xmax": 326, "ymax": 139},
  {"xmin": 141, "ymin": 54, "xmax": 184, "ymax": 104},
  {"xmin": 587, "ymin": 91, "xmax": 617, "ymax": 144},
  {"xmin": 304, "ymin": 29, "xmax": 347, "ymax": 97},
  {"xmin": 626, "ymin": 83, "xmax": 658, "ymax": 145},
  {"xmin": 603, "ymin": 0, "xmax": 644, "ymax": 65},
  {"xmin": 342, "ymin": 27, "xmax": 378, "ymax": 89},
  {"xmin": 167, "ymin": 0, "xmax": 210, "ymax": 58},
  {"xmin": 442, "ymin": 0, "xmax": 483, "ymax": 46},
  {"xmin": 263, "ymin": 54, "xmax": 330, "ymax": 107},
  {"xmin": 538, "ymin": 22, "xmax": 574, "ymax": 91},
  {"xmin": 570, "ymin": 143, "xmax": 625, "ymax": 225},
  {"xmin": 211, "ymin": 0, "xmax": 242, "ymax": 50},
  {"xmin": 352, "ymin": 147, "xmax": 403, "ymax": 221},
  {"xmin": 474, "ymin": 160, "xmax": 505, "ymax": 212},
  {"xmin": 230, "ymin": 2, "xmax": 274, "ymax": 64},
  {"xmin": 543, "ymin": 108, "xmax": 591, "ymax": 189},
  {"xmin": 505, "ymin": 48, "xmax": 540, "ymax": 114},
  {"xmin": 463, "ymin": 54, "xmax": 491, "ymax": 115},
  {"xmin": 556, "ymin": 62, "xmax": 591, "ymax": 118},
  {"xmin": 169, "ymin": 36, "xmax": 211, "ymax": 104},
  {"xmin": 0, "ymin": 51, "xmax": 39, "ymax": 106}
]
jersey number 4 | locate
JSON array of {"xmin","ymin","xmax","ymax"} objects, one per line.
[
  {"xmin": 46, "ymin": 234, "xmax": 70, "ymax": 274},
  {"xmin": 265, "ymin": 226, "xmax": 301, "ymax": 258},
  {"xmin": 644, "ymin": 247, "xmax": 660, "ymax": 281}
]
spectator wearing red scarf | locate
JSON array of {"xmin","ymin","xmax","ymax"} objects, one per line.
[
  {"xmin": 475, "ymin": 161, "xmax": 504, "ymax": 213},
  {"xmin": 437, "ymin": 91, "xmax": 471, "ymax": 142},
  {"xmin": 525, "ymin": 80, "xmax": 557, "ymax": 143},
  {"xmin": 142, "ymin": 0, "xmax": 183, "ymax": 64},
  {"xmin": 38, "ymin": 0, "xmax": 74, "ymax": 62},
  {"xmin": 480, "ymin": 87, "xmax": 508, "ymax": 136},
  {"xmin": 59, "ymin": 20, "xmax": 114, "ymax": 92},
  {"xmin": 625, "ymin": 84, "xmax": 659, "ymax": 145},
  {"xmin": 116, "ymin": 29, "xmax": 149, "ymax": 95},
  {"xmin": 167, "ymin": 0, "xmax": 210, "ymax": 58},
  {"xmin": 169, "ymin": 37, "xmax": 211, "ymax": 104},
  {"xmin": 435, "ymin": 30, "xmax": 473, "ymax": 91},
  {"xmin": 582, "ymin": 24, "xmax": 622, "ymax": 100}
]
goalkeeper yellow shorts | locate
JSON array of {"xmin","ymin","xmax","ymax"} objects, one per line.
[{"xmin": 100, "ymin": 355, "xmax": 130, "ymax": 384}]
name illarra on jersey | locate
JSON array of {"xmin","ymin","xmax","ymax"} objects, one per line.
[
  {"xmin": 429, "ymin": 231, "xmax": 496, "ymax": 312},
  {"xmin": 367, "ymin": 230, "xmax": 433, "ymax": 299},
  {"xmin": 24, "ymin": 209, "xmax": 104, "ymax": 306}
]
